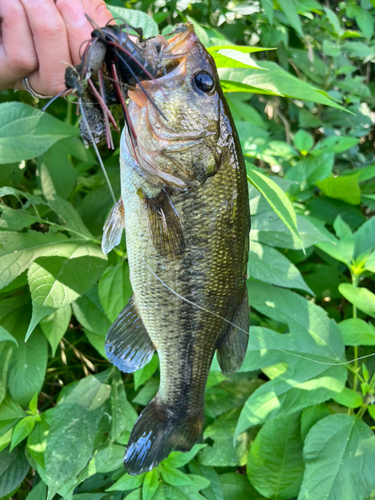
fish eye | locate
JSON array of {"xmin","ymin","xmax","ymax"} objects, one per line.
[{"xmin": 193, "ymin": 70, "xmax": 215, "ymax": 94}]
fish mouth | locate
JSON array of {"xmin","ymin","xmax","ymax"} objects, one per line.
[{"xmin": 125, "ymin": 24, "xmax": 205, "ymax": 189}]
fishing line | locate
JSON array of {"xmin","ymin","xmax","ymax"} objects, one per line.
[
  {"xmin": 79, "ymin": 99, "xmax": 116, "ymax": 203},
  {"xmin": 142, "ymin": 259, "xmax": 375, "ymax": 368}
]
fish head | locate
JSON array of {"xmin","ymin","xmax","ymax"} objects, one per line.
[{"xmin": 126, "ymin": 25, "xmax": 225, "ymax": 190}]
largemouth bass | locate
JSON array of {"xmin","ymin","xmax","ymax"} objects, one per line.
[{"xmin": 102, "ymin": 24, "xmax": 250, "ymax": 475}]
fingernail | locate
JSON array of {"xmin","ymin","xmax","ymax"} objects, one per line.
[{"xmin": 63, "ymin": 0, "xmax": 86, "ymax": 27}]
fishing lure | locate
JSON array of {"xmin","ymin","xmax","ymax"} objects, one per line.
[{"xmin": 44, "ymin": 17, "xmax": 168, "ymax": 201}]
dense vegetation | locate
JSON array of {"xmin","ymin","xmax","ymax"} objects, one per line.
[{"xmin": 1, "ymin": 0, "xmax": 375, "ymax": 499}]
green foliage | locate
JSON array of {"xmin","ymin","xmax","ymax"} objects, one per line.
[{"xmin": 0, "ymin": 1, "xmax": 374, "ymax": 499}]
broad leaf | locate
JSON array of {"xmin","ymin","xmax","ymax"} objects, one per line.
[
  {"xmin": 8, "ymin": 329, "xmax": 48, "ymax": 407},
  {"xmin": 0, "ymin": 325, "xmax": 18, "ymax": 345},
  {"xmin": 45, "ymin": 374, "xmax": 112, "ymax": 498},
  {"xmin": 247, "ymin": 167, "xmax": 301, "ymax": 247},
  {"xmin": 199, "ymin": 409, "xmax": 249, "ymax": 467},
  {"xmin": 107, "ymin": 6, "xmax": 158, "ymax": 37},
  {"xmin": 28, "ymin": 243, "xmax": 107, "ymax": 310},
  {"xmin": 98, "ymin": 262, "xmax": 132, "ymax": 323},
  {"xmin": 317, "ymin": 173, "xmax": 361, "ymax": 205},
  {"xmin": 247, "ymin": 412, "xmax": 304, "ymax": 499},
  {"xmin": 299, "ymin": 415, "xmax": 375, "ymax": 500},
  {"xmin": 338, "ymin": 318, "xmax": 375, "ymax": 346},
  {"xmin": 339, "ymin": 284, "xmax": 375, "ymax": 318},
  {"xmin": 219, "ymin": 62, "xmax": 345, "ymax": 109},
  {"xmin": 110, "ymin": 370, "xmax": 138, "ymax": 440},
  {"xmin": 0, "ymin": 445, "xmax": 30, "ymax": 498},
  {"xmin": 37, "ymin": 142, "xmax": 77, "ymax": 201},
  {"xmin": 0, "ymin": 102, "xmax": 79, "ymax": 164},
  {"xmin": 248, "ymin": 241, "xmax": 313, "ymax": 293},
  {"xmin": 40, "ymin": 305, "xmax": 71, "ymax": 356},
  {"xmin": 0, "ymin": 231, "xmax": 69, "ymax": 290}
]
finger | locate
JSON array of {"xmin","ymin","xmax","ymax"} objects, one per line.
[
  {"xmin": 56, "ymin": 0, "xmax": 113, "ymax": 66},
  {"xmin": 20, "ymin": 0, "xmax": 71, "ymax": 95},
  {"xmin": 0, "ymin": 0, "xmax": 38, "ymax": 90}
]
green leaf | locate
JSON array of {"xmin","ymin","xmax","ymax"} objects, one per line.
[
  {"xmin": 10, "ymin": 415, "xmax": 37, "ymax": 451},
  {"xmin": 132, "ymin": 378, "xmax": 159, "ymax": 406},
  {"xmin": 300, "ymin": 404, "xmax": 331, "ymax": 442},
  {"xmin": 40, "ymin": 305, "xmax": 71, "ymax": 356},
  {"xmin": 294, "ymin": 130, "xmax": 314, "ymax": 154},
  {"xmin": 311, "ymin": 136, "xmax": 359, "ymax": 156},
  {"xmin": 353, "ymin": 6, "xmax": 374, "ymax": 40},
  {"xmin": 160, "ymin": 465, "xmax": 198, "ymax": 487},
  {"xmin": 220, "ymin": 473, "xmax": 262, "ymax": 500},
  {"xmin": 299, "ymin": 415, "xmax": 375, "ymax": 500},
  {"xmin": 219, "ymin": 62, "xmax": 345, "ymax": 109},
  {"xmin": 0, "ymin": 325, "xmax": 18, "ymax": 345},
  {"xmin": 338, "ymin": 318, "xmax": 375, "ymax": 346},
  {"xmin": 317, "ymin": 173, "xmax": 361, "ymax": 205},
  {"xmin": 286, "ymin": 153, "xmax": 334, "ymax": 190},
  {"xmin": 248, "ymin": 241, "xmax": 313, "ymax": 293},
  {"xmin": 339, "ymin": 284, "xmax": 375, "ymax": 318},
  {"xmin": 199, "ymin": 409, "xmax": 249, "ymax": 467},
  {"xmin": 211, "ymin": 50, "xmax": 264, "ymax": 69},
  {"xmin": 26, "ymin": 480, "xmax": 47, "ymax": 500},
  {"xmin": 98, "ymin": 263, "xmax": 132, "ymax": 323},
  {"xmin": 26, "ymin": 243, "xmax": 106, "ymax": 339},
  {"xmin": 107, "ymin": 472, "xmax": 145, "ymax": 491},
  {"xmin": 8, "ymin": 329, "xmax": 48, "ymax": 407},
  {"xmin": 278, "ymin": 0, "xmax": 303, "ymax": 35},
  {"xmin": 143, "ymin": 469, "xmax": 160, "ymax": 500},
  {"xmin": 251, "ymin": 212, "xmax": 331, "ymax": 250},
  {"xmin": 95, "ymin": 443, "xmax": 125, "ymax": 473},
  {"xmin": 37, "ymin": 142, "xmax": 77, "ymax": 201},
  {"xmin": 260, "ymin": 0, "xmax": 273, "ymax": 24},
  {"xmin": 28, "ymin": 243, "xmax": 107, "ymax": 310},
  {"xmin": 0, "ymin": 445, "xmax": 30, "ymax": 498},
  {"xmin": 324, "ymin": 7, "xmax": 341, "ymax": 33},
  {"xmin": 107, "ymin": 6, "xmax": 158, "ymax": 37},
  {"xmin": 247, "ymin": 281, "xmax": 345, "ymax": 361},
  {"xmin": 0, "ymin": 231, "xmax": 71, "ymax": 290},
  {"xmin": 0, "ymin": 343, "xmax": 14, "ymax": 406},
  {"xmin": 134, "ymin": 354, "xmax": 159, "ymax": 390},
  {"xmin": 163, "ymin": 444, "xmax": 207, "ymax": 469},
  {"xmin": 0, "ymin": 102, "xmax": 79, "ymax": 164},
  {"xmin": 332, "ymin": 387, "xmax": 362, "ymax": 408},
  {"xmin": 73, "ymin": 285, "xmax": 111, "ymax": 357},
  {"xmin": 247, "ymin": 412, "xmax": 304, "ymax": 499},
  {"xmin": 44, "ymin": 374, "xmax": 112, "ymax": 497},
  {"xmin": 247, "ymin": 167, "xmax": 302, "ymax": 247},
  {"xmin": 353, "ymin": 217, "xmax": 375, "ymax": 256},
  {"xmin": 47, "ymin": 197, "xmax": 93, "ymax": 240},
  {"xmin": 110, "ymin": 370, "xmax": 138, "ymax": 439},
  {"xmin": 235, "ymin": 282, "xmax": 346, "ymax": 436},
  {"xmin": 188, "ymin": 463, "xmax": 223, "ymax": 500}
]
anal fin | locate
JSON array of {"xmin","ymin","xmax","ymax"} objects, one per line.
[
  {"xmin": 217, "ymin": 289, "xmax": 249, "ymax": 375},
  {"xmin": 105, "ymin": 296, "xmax": 155, "ymax": 373},
  {"xmin": 102, "ymin": 198, "xmax": 125, "ymax": 255},
  {"xmin": 147, "ymin": 190, "xmax": 185, "ymax": 259}
]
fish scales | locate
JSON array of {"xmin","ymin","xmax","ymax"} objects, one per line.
[{"xmin": 103, "ymin": 24, "xmax": 250, "ymax": 475}]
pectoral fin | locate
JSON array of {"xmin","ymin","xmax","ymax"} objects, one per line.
[
  {"xmin": 105, "ymin": 296, "xmax": 155, "ymax": 373},
  {"xmin": 102, "ymin": 198, "xmax": 125, "ymax": 255},
  {"xmin": 147, "ymin": 190, "xmax": 185, "ymax": 259},
  {"xmin": 217, "ymin": 290, "xmax": 249, "ymax": 375}
]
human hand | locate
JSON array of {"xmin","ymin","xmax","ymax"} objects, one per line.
[{"xmin": 0, "ymin": 0, "xmax": 113, "ymax": 96}]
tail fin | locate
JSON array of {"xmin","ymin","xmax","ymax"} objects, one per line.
[{"xmin": 124, "ymin": 397, "xmax": 203, "ymax": 475}]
